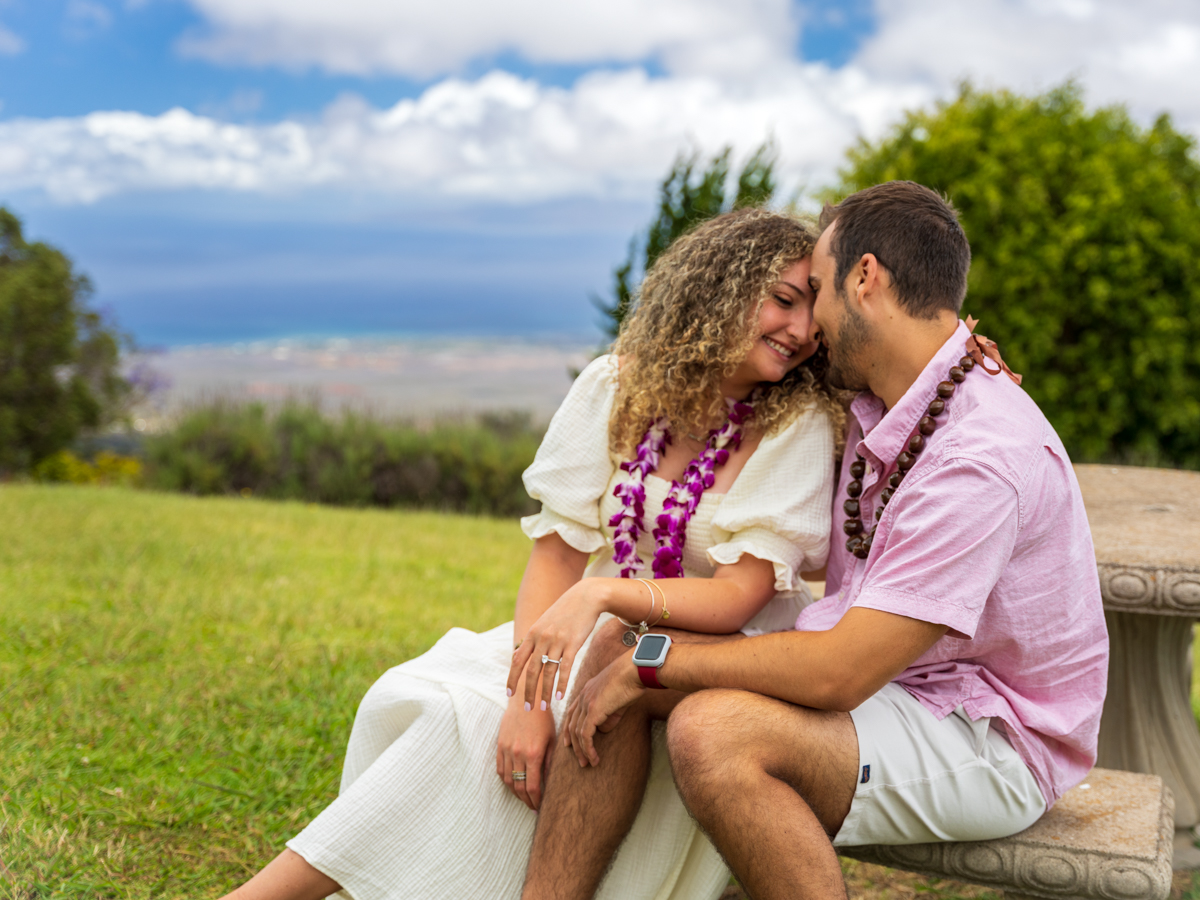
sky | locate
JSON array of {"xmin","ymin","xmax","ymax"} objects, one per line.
[{"xmin": 1, "ymin": 0, "xmax": 1198, "ymax": 346}]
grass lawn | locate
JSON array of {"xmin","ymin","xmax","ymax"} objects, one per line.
[
  {"xmin": 2, "ymin": 485, "xmax": 1197, "ymax": 899},
  {"xmin": 1, "ymin": 485, "xmax": 527, "ymax": 898}
]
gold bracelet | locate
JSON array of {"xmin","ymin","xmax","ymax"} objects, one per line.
[
  {"xmin": 642, "ymin": 579, "xmax": 669, "ymax": 626},
  {"xmin": 620, "ymin": 579, "xmax": 657, "ymax": 635},
  {"xmin": 636, "ymin": 578, "xmax": 656, "ymax": 628}
]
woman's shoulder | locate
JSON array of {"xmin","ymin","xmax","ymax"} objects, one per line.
[
  {"xmin": 577, "ymin": 353, "xmax": 619, "ymax": 384},
  {"xmin": 759, "ymin": 402, "xmax": 836, "ymax": 455}
]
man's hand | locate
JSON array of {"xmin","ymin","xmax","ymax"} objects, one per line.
[{"xmin": 563, "ymin": 652, "xmax": 646, "ymax": 767}]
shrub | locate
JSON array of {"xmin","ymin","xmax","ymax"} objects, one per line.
[
  {"xmin": 32, "ymin": 449, "xmax": 142, "ymax": 485},
  {"xmin": 828, "ymin": 83, "xmax": 1200, "ymax": 467},
  {"xmin": 143, "ymin": 401, "xmax": 542, "ymax": 517}
]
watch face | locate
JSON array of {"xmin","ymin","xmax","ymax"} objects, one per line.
[{"xmin": 633, "ymin": 634, "xmax": 668, "ymax": 663}]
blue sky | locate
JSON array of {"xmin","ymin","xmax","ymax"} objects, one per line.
[
  {"xmin": 0, "ymin": 1, "xmax": 871, "ymax": 119},
  {"xmin": 0, "ymin": 0, "xmax": 1196, "ymax": 346}
]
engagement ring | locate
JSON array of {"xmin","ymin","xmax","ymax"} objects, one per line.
[
  {"xmin": 512, "ymin": 771, "xmax": 527, "ymax": 781},
  {"xmin": 541, "ymin": 655, "xmax": 561, "ymax": 665}
]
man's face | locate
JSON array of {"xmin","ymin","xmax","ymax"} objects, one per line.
[{"xmin": 810, "ymin": 222, "xmax": 873, "ymax": 392}]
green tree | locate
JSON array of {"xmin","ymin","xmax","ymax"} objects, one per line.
[
  {"xmin": 595, "ymin": 142, "xmax": 779, "ymax": 340},
  {"xmin": 0, "ymin": 209, "xmax": 131, "ymax": 471},
  {"xmin": 830, "ymin": 84, "xmax": 1200, "ymax": 467}
]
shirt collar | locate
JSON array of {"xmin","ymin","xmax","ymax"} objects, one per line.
[{"xmin": 850, "ymin": 320, "xmax": 972, "ymax": 468}]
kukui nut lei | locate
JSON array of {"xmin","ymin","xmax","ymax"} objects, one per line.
[{"xmin": 842, "ymin": 354, "xmax": 978, "ymax": 560}]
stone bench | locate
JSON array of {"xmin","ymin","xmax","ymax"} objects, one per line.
[{"xmin": 840, "ymin": 768, "xmax": 1174, "ymax": 900}]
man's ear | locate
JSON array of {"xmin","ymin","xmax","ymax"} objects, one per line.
[{"xmin": 853, "ymin": 253, "xmax": 889, "ymax": 315}]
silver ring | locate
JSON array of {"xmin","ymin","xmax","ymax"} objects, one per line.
[
  {"xmin": 541, "ymin": 655, "xmax": 562, "ymax": 665},
  {"xmin": 512, "ymin": 771, "xmax": 527, "ymax": 781}
]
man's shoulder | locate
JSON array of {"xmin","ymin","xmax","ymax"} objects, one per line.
[{"xmin": 936, "ymin": 369, "xmax": 1067, "ymax": 491}]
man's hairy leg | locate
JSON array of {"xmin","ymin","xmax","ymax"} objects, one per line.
[
  {"xmin": 668, "ymin": 689, "xmax": 859, "ymax": 900},
  {"xmin": 522, "ymin": 621, "xmax": 741, "ymax": 900}
]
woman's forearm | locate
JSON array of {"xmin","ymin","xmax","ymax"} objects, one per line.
[
  {"xmin": 514, "ymin": 534, "xmax": 590, "ymax": 636},
  {"xmin": 592, "ymin": 554, "xmax": 779, "ymax": 634}
]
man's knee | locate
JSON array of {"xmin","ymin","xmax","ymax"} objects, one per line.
[{"xmin": 667, "ymin": 690, "xmax": 758, "ymax": 800}]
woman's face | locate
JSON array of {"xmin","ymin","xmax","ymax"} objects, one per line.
[{"xmin": 726, "ymin": 257, "xmax": 821, "ymax": 393}]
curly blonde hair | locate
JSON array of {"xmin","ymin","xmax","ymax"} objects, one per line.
[{"xmin": 610, "ymin": 207, "xmax": 844, "ymax": 458}]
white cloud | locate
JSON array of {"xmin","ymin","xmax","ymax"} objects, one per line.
[
  {"xmin": 66, "ymin": 1, "xmax": 114, "ymax": 39},
  {"xmin": 3, "ymin": 0, "xmax": 1200, "ymax": 206},
  {"xmin": 0, "ymin": 67, "xmax": 928, "ymax": 203},
  {"xmin": 0, "ymin": 23, "xmax": 24, "ymax": 56},
  {"xmin": 177, "ymin": 0, "xmax": 799, "ymax": 79},
  {"xmin": 858, "ymin": 0, "xmax": 1200, "ymax": 133}
]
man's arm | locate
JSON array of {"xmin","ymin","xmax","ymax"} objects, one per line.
[
  {"xmin": 563, "ymin": 608, "xmax": 946, "ymax": 765},
  {"xmin": 659, "ymin": 607, "xmax": 947, "ymax": 711}
]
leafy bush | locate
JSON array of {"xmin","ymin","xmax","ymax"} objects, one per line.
[
  {"xmin": 143, "ymin": 401, "xmax": 542, "ymax": 517},
  {"xmin": 0, "ymin": 209, "xmax": 134, "ymax": 472},
  {"xmin": 31, "ymin": 449, "xmax": 142, "ymax": 485},
  {"xmin": 828, "ymin": 84, "xmax": 1200, "ymax": 467}
]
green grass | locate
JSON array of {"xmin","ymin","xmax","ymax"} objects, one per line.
[
  {"xmin": 3, "ymin": 485, "xmax": 1197, "ymax": 899},
  {"xmin": 0, "ymin": 485, "xmax": 528, "ymax": 898}
]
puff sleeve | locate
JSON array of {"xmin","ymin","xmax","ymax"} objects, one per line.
[
  {"xmin": 708, "ymin": 404, "xmax": 835, "ymax": 593},
  {"xmin": 520, "ymin": 354, "xmax": 619, "ymax": 554}
]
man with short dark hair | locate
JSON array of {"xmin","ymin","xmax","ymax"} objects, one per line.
[{"xmin": 544, "ymin": 180, "xmax": 1107, "ymax": 900}]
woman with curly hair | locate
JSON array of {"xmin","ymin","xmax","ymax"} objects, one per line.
[{"xmin": 225, "ymin": 208, "xmax": 842, "ymax": 900}]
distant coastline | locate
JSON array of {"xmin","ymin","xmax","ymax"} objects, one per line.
[{"xmin": 129, "ymin": 334, "xmax": 598, "ymax": 429}]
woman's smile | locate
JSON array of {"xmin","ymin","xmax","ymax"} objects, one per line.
[{"xmin": 763, "ymin": 335, "xmax": 797, "ymax": 359}]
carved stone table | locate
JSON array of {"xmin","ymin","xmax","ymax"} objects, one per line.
[{"xmin": 1076, "ymin": 464, "xmax": 1200, "ymax": 830}]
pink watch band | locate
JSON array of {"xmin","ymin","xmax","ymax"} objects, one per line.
[{"xmin": 637, "ymin": 665, "xmax": 665, "ymax": 689}]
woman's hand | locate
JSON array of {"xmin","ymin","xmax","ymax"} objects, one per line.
[
  {"xmin": 506, "ymin": 580, "xmax": 606, "ymax": 714},
  {"xmin": 495, "ymin": 700, "xmax": 557, "ymax": 811}
]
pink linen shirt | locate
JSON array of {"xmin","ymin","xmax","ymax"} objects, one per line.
[{"xmin": 798, "ymin": 321, "xmax": 1108, "ymax": 807}]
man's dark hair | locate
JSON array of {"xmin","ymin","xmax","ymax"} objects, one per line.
[{"xmin": 818, "ymin": 181, "xmax": 970, "ymax": 319}]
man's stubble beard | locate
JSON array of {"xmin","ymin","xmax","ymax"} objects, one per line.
[{"xmin": 825, "ymin": 287, "xmax": 873, "ymax": 393}]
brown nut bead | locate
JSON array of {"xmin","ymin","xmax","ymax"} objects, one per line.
[
  {"xmin": 887, "ymin": 471, "xmax": 903, "ymax": 489},
  {"xmin": 918, "ymin": 415, "xmax": 937, "ymax": 436},
  {"xmin": 846, "ymin": 479, "xmax": 863, "ymax": 498},
  {"xmin": 949, "ymin": 366, "xmax": 965, "ymax": 383},
  {"xmin": 908, "ymin": 433, "xmax": 926, "ymax": 453},
  {"xmin": 880, "ymin": 486, "xmax": 894, "ymax": 504},
  {"xmin": 927, "ymin": 398, "xmax": 945, "ymax": 416},
  {"xmin": 853, "ymin": 544, "xmax": 870, "ymax": 560},
  {"xmin": 849, "ymin": 458, "xmax": 866, "ymax": 478},
  {"xmin": 846, "ymin": 536, "xmax": 863, "ymax": 555},
  {"xmin": 875, "ymin": 507, "xmax": 884, "ymax": 520},
  {"xmin": 896, "ymin": 451, "xmax": 916, "ymax": 471},
  {"xmin": 959, "ymin": 355, "xmax": 975, "ymax": 371},
  {"xmin": 937, "ymin": 380, "xmax": 956, "ymax": 398},
  {"xmin": 843, "ymin": 498, "xmax": 861, "ymax": 518},
  {"xmin": 843, "ymin": 518, "xmax": 863, "ymax": 536}
]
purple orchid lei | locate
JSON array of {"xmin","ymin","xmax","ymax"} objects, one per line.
[{"xmin": 608, "ymin": 395, "xmax": 756, "ymax": 579}]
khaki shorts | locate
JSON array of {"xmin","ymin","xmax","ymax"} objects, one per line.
[{"xmin": 834, "ymin": 682, "xmax": 1047, "ymax": 847}]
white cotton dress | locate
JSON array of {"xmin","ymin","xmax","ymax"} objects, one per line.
[{"xmin": 287, "ymin": 355, "xmax": 835, "ymax": 900}]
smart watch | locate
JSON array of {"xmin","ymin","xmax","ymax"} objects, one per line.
[{"xmin": 632, "ymin": 633, "xmax": 672, "ymax": 689}]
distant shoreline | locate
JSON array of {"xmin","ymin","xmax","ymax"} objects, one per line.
[{"xmin": 128, "ymin": 335, "xmax": 599, "ymax": 428}]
